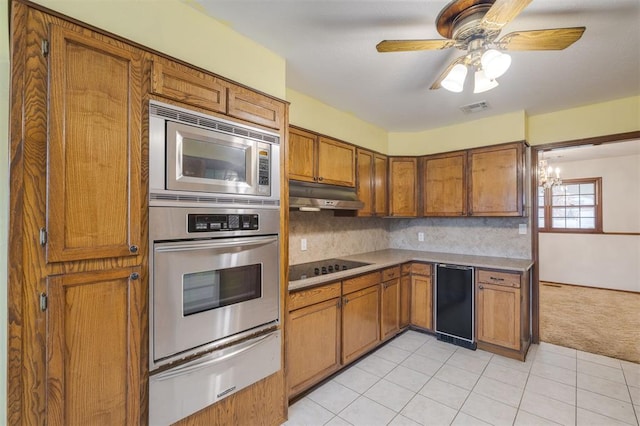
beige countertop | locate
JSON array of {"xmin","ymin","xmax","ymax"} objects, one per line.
[{"xmin": 288, "ymin": 249, "xmax": 533, "ymax": 291}]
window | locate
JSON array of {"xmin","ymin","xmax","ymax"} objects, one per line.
[{"xmin": 538, "ymin": 177, "xmax": 602, "ymax": 233}]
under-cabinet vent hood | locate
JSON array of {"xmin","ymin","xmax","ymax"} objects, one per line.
[{"xmin": 289, "ymin": 181, "xmax": 364, "ymax": 211}]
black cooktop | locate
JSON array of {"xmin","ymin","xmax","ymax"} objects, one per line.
[{"xmin": 288, "ymin": 258, "xmax": 371, "ymax": 281}]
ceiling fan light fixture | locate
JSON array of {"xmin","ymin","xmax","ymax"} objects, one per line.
[
  {"xmin": 473, "ymin": 69, "xmax": 499, "ymax": 93},
  {"xmin": 481, "ymin": 49, "xmax": 511, "ymax": 79},
  {"xmin": 441, "ymin": 63, "xmax": 468, "ymax": 93}
]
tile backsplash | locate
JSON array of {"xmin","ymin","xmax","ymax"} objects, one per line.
[{"xmin": 289, "ymin": 211, "xmax": 389, "ymax": 265}]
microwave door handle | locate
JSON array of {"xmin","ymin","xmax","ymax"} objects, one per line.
[
  {"xmin": 155, "ymin": 235, "xmax": 277, "ymax": 253},
  {"xmin": 153, "ymin": 332, "xmax": 277, "ymax": 382}
]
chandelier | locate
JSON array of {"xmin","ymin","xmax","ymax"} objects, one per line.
[{"xmin": 538, "ymin": 154, "xmax": 562, "ymax": 189}]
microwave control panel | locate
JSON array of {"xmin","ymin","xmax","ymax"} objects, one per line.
[
  {"xmin": 188, "ymin": 214, "xmax": 259, "ymax": 232},
  {"xmin": 258, "ymin": 150, "xmax": 270, "ymax": 189}
]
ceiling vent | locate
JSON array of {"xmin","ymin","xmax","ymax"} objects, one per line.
[{"xmin": 460, "ymin": 100, "xmax": 489, "ymax": 114}]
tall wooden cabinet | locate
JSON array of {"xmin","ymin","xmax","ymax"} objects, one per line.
[
  {"xmin": 289, "ymin": 127, "xmax": 356, "ymax": 187},
  {"xmin": 9, "ymin": 5, "xmax": 145, "ymax": 424},
  {"xmin": 388, "ymin": 157, "xmax": 418, "ymax": 216}
]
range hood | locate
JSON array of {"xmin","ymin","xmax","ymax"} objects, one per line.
[{"xmin": 289, "ymin": 181, "xmax": 364, "ymax": 211}]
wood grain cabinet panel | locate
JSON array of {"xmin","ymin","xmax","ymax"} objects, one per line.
[
  {"xmin": 476, "ymin": 282, "xmax": 520, "ymax": 350},
  {"xmin": 227, "ymin": 84, "xmax": 285, "ymax": 130},
  {"xmin": 47, "ymin": 23, "xmax": 142, "ymax": 263},
  {"xmin": 374, "ymin": 154, "xmax": 389, "ymax": 216},
  {"xmin": 317, "ymin": 137, "xmax": 356, "ymax": 187},
  {"xmin": 356, "ymin": 149, "xmax": 374, "ymax": 216},
  {"xmin": 422, "ymin": 151, "xmax": 467, "ymax": 216},
  {"xmin": 380, "ymin": 276, "xmax": 400, "ymax": 341},
  {"xmin": 388, "ymin": 157, "xmax": 418, "ymax": 217},
  {"xmin": 342, "ymin": 285, "xmax": 380, "ymax": 364},
  {"xmin": 46, "ymin": 268, "xmax": 142, "ymax": 425},
  {"xmin": 399, "ymin": 273, "xmax": 411, "ymax": 329},
  {"xmin": 468, "ymin": 142, "xmax": 524, "ymax": 216},
  {"xmin": 410, "ymin": 273, "xmax": 433, "ymax": 330},
  {"xmin": 287, "ymin": 297, "xmax": 341, "ymax": 397},
  {"xmin": 151, "ymin": 59, "xmax": 227, "ymax": 113},
  {"xmin": 289, "ymin": 127, "xmax": 317, "ymax": 183}
]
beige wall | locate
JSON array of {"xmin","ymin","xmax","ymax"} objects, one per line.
[{"xmin": 287, "ymin": 88, "xmax": 388, "ymax": 153}]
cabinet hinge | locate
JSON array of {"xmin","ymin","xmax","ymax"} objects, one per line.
[
  {"xmin": 39, "ymin": 227, "xmax": 47, "ymax": 246},
  {"xmin": 40, "ymin": 293, "xmax": 48, "ymax": 312},
  {"xmin": 41, "ymin": 39, "xmax": 49, "ymax": 57}
]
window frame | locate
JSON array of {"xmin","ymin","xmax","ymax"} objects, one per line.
[{"xmin": 538, "ymin": 177, "xmax": 603, "ymax": 234}]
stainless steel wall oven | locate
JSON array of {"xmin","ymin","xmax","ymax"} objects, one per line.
[{"xmin": 147, "ymin": 101, "xmax": 281, "ymax": 424}]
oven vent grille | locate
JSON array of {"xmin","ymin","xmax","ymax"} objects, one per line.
[
  {"xmin": 150, "ymin": 103, "xmax": 279, "ymax": 145},
  {"xmin": 150, "ymin": 193, "xmax": 280, "ymax": 207}
]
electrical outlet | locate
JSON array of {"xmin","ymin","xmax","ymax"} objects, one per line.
[
  {"xmin": 301, "ymin": 238, "xmax": 307, "ymax": 251},
  {"xmin": 518, "ymin": 224, "xmax": 527, "ymax": 235},
  {"xmin": 418, "ymin": 232, "xmax": 425, "ymax": 242}
]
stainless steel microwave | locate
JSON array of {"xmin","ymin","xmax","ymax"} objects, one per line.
[{"xmin": 149, "ymin": 101, "xmax": 280, "ymax": 206}]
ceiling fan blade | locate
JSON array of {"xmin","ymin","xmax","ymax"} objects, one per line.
[
  {"xmin": 430, "ymin": 56, "xmax": 467, "ymax": 90},
  {"xmin": 480, "ymin": 0, "xmax": 532, "ymax": 32},
  {"xmin": 376, "ymin": 39, "xmax": 456, "ymax": 53},
  {"xmin": 498, "ymin": 27, "xmax": 586, "ymax": 50}
]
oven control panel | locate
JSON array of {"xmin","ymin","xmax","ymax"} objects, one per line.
[{"xmin": 188, "ymin": 214, "xmax": 259, "ymax": 232}]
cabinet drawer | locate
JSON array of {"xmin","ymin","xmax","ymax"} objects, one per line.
[
  {"xmin": 382, "ymin": 266, "xmax": 401, "ymax": 282},
  {"xmin": 289, "ymin": 282, "xmax": 341, "ymax": 311},
  {"xmin": 227, "ymin": 85, "xmax": 284, "ymax": 130},
  {"xmin": 409, "ymin": 263, "xmax": 432, "ymax": 276},
  {"xmin": 401, "ymin": 263, "xmax": 411, "ymax": 275},
  {"xmin": 151, "ymin": 60, "xmax": 227, "ymax": 113},
  {"xmin": 477, "ymin": 270, "xmax": 521, "ymax": 288},
  {"xmin": 343, "ymin": 272, "xmax": 381, "ymax": 294}
]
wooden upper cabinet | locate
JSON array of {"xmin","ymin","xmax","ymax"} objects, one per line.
[
  {"xmin": 356, "ymin": 149, "xmax": 374, "ymax": 216},
  {"xmin": 46, "ymin": 267, "xmax": 142, "ymax": 425},
  {"xmin": 317, "ymin": 137, "xmax": 356, "ymax": 187},
  {"xmin": 468, "ymin": 142, "xmax": 524, "ymax": 216},
  {"xmin": 227, "ymin": 84, "xmax": 285, "ymax": 130},
  {"xmin": 288, "ymin": 127, "xmax": 356, "ymax": 187},
  {"xmin": 388, "ymin": 157, "xmax": 418, "ymax": 217},
  {"xmin": 289, "ymin": 127, "xmax": 317, "ymax": 183},
  {"xmin": 422, "ymin": 151, "xmax": 467, "ymax": 216},
  {"xmin": 357, "ymin": 150, "xmax": 388, "ymax": 217},
  {"xmin": 47, "ymin": 23, "xmax": 142, "ymax": 263},
  {"xmin": 374, "ymin": 154, "xmax": 388, "ymax": 216},
  {"xmin": 151, "ymin": 58, "xmax": 227, "ymax": 113}
]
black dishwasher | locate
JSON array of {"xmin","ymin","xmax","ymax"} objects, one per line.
[{"xmin": 435, "ymin": 264, "xmax": 476, "ymax": 350}]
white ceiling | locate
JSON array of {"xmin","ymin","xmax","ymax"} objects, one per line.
[{"xmin": 193, "ymin": 0, "xmax": 640, "ymax": 132}]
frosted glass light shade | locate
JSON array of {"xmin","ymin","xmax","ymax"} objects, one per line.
[
  {"xmin": 473, "ymin": 70, "xmax": 499, "ymax": 93},
  {"xmin": 481, "ymin": 49, "xmax": 511, "ymax": 79},
  {"xmin": 441, "ymin": 64, "xmax": 468, "ymax": 93}
]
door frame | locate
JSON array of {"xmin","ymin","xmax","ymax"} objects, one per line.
[{"xmin": 529, "ymin": 130, "xmax": 640, "ymax": 343}]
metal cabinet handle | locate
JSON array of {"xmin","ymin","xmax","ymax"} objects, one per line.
[
  {"xmin": 318, "ymin": 176, "xmax": 324, "ymax": 181},
  {"xmin": 478, "ymin": 285, "xmax": 484, "ymax": 289},
  {"xmin": 129, "ymin": 245, "xmax": 139, "ymax": 254},
  {"xmin": 130, "ymin": 272, "xmax": 140, "ymax": 280},
  {"xmin": 490, "ymin": 276, "xmax": 504, "ymax": 281}
]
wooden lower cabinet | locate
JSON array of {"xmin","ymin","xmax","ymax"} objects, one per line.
[
  {"xmin": 380, "ymin": 268, "xmax": 401, "ymax": 341},
  {"xmin": 399, "ymin": 271, "xmax": 411, "ymax": 329},
  {"xmin": 409, "ymin": 263, "xmax": 433, "ymax": 330},
  {"xmin": 46, "ymin": 268, "xmax": 142, "ymax": 425},
  {"xmin": 287, "ymin": 298, "xmax": 341, "ymax": 397},
  {"xmin": 342, "ymin": 285, "xmax": 381, "ymax": 364},
  {"xmin": 476, "ymin": 268, "xmax": 530, "ymax": 360}
]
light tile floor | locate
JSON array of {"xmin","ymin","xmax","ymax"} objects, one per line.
[{"xmin": 284, "ymin": 330, "xmax": 640, "ymax": 426}]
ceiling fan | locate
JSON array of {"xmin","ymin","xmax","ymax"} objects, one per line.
[{"xmin": 376, "ymin": 0, "xmax": 586, "ymax": 93}]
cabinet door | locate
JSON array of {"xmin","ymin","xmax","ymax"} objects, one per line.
[
  {"xmin": 342, "ymin": 286, "xmax": 380, "ymax": 364},
  {"xmin": 477, "ymin": 283, "xmax": 521, "ymax": 350},
  {"xmin": 410, "ymin": 275, "xmax": 432, "ymax": 330},
  {"xmin": 317, "ymin": 137, "xmax": 356, "ymax": 187},
  {"xmin": 468, "ymin": 142, "xmax": 524, "ymax": 216},
  {"xmin": 47, "ymin": 24, "xmax": 142, "ymax": 262},
  {"xmin": 381, "ymin": 278, "xmax": 400, "ymax": 340},
  {"xmin": 399, "ymin": 274, "xmax": 411, "ymax": 329},
  {"xmin": 356, "ymin": 149, "xmax": 374, "ymax": 216},
  {"xmin": 227, "ymin": 84, "xmax": 285, "ymax": 130},
  {"xmin": 47, "ymin": 268, "xmax": 142, "ymax": 425},
  {"xmin": 289, "ymin": 127, "xmax": 317, "ymax": 183},
  {"xmin": 388, "ymin": 157, "xmax": 418, "ymax": 217},
  {"xmin": 373, "ymin": 154, "xmax": 388, "ymax": 216},
  {"xmin": 422, "ymin": 152, "xmax": 466, "ymax": 216},
  {"xmin": 288, "ymin": 298, "xmax": 341, "ymax": 397}
]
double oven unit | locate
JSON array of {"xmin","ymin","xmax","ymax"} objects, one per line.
[{"xmin": 147, "ymin": 101, "xmax": 282, "ymax": 425}]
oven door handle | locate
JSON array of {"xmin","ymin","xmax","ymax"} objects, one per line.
[
  {"xmin": 155, "ymin": 235, "xmax": 278, "ymax": 253},
  {"xmin": 153, "ymin": 331, "xmax": 278, "ymax": 382}
]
